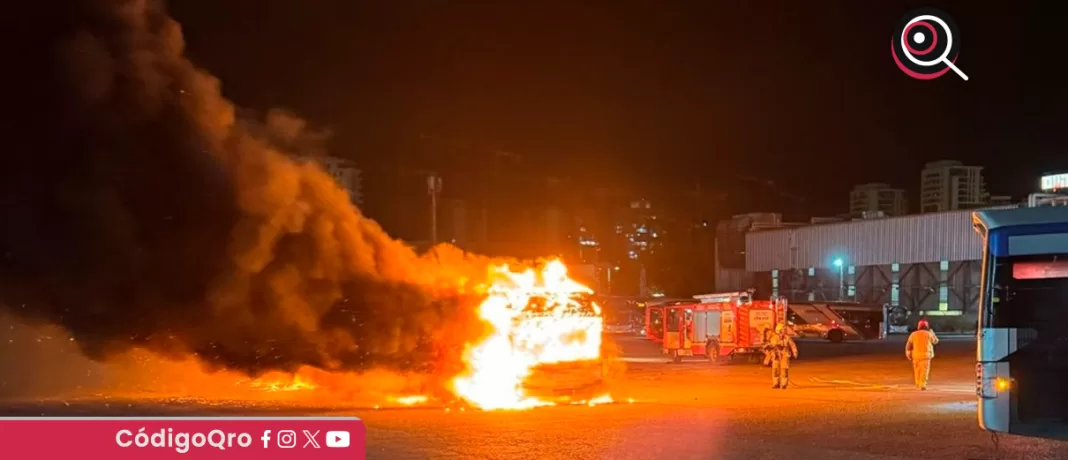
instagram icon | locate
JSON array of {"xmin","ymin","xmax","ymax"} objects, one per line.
[{"xmin": 276, "ymin": 430, "xmax": 297, "ymax": 449}]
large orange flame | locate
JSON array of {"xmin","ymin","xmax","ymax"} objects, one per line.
[
  {"xmin": 240, "ymin": 259, "xmax": 609, "ymax": 410},
  {"xmin": 450, "ymin": 260, "xmax": 610, "ymax": 410},
  {"xmin": 244, "ymin": 374, "xmax": 317, "ymax": 392}
]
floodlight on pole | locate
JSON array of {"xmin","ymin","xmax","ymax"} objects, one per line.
[{"xmin": 833, "ymin": 258, "xmax": 845, "ymax": 300}]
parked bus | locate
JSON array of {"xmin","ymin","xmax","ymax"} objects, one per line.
[
  {"xmin": 600, "ymin": 298, "xmax": 642, "ymax": 334},
  {"xmin": 974, "ymin": 206, "xmax": 1068, "ymax": 440}
]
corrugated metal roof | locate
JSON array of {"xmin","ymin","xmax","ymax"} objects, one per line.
[{"xmin": 745, "ymin": 210, "xmax": 986, "ymax": 271}]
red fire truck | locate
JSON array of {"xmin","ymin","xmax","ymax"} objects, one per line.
[{"xmin": 650, "ymin": 291, "xmax": 787, "ymax": 363}]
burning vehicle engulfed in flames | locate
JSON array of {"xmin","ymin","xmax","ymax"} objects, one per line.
[
  {"xmin": 450, "ymin": 260, "xmax": 612, "ymax": 410},
  {"xmin": 238, "ymin": 260, "xmax": 612, "ymax": 411},
  {"xmin": 239, "ymin": 260, "xmax": 612, "ymax": 411},
  {"xmin": 514, "ymin": 293, "xmax": 609, "ymax": 401}
]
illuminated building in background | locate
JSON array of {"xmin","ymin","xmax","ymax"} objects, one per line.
[
  {"xmin": 574, "ymin": 223, "xmax": 600, "ymax": 264},
  {"xmin": 848, "ymin": 183, "xmax": 906, "ymax": 217},
  {"xmin": 619, "ymin": 199, "xmax": 663, "ymax": 261},
  {"xmin": 919, "ymin": 160, "xmax": 988, "ymax": 213},
  {"xmin": 567, "ymin": 187, "xmax": 626, "ymax": 265}
]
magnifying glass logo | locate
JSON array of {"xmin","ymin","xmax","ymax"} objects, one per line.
[{"xmin": 891, "ymin": 9, "xmax": 968, "ymax": 81}]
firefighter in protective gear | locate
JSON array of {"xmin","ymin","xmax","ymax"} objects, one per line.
[
  {"xmin": 766, "ymin": 323, "xmax": 798, "ymax": 389},
  {"xmin": 906, "ymin": 319, "xmax": 940, "ymax": 390}
]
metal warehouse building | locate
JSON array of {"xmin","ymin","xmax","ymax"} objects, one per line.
[{"xmin": 745, "ymin": 210, "xmax": 990, "ymax": 317}]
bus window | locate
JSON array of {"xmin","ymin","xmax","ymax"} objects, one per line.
[
  {"xmin": 837, "ymin": 309, "xmax": 883, "ymax": 338},
  {"xmin": 987, "ymin": 254, "xmax": 1068, "ymax": 332}
]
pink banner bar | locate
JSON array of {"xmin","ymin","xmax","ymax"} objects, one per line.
[{"xmin": 0, "ymin": 417, "xmax": 365, "ymax": 459}]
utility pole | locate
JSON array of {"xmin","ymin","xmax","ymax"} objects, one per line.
[
  {"xmin": 425, "ymin": 172, "xmax": 442, "ymax": 244},
  {"xmin": 414, "ymin": 133, "xmax": 523, "ymax": 249}
]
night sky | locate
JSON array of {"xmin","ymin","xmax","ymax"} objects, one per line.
[{"xmin": 170, "ymin": 0, "xmax": 1065, "ymax": 217}]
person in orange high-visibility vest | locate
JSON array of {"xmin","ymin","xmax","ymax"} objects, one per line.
[{"xmin": 906, "ymin": 319, "xmax": 940, "ymax": 390}]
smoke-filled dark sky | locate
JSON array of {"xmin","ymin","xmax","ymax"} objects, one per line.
[
  {"xmin": 161, "ymin": 0, "xmax": 1068, "ymax": 215},
  {"xmin": 1, "ymin": 0, "xmax": 491, "ymax": 378}
]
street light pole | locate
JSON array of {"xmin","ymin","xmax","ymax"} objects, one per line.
[
  {"xmin": 833, "ymin": 258, "xmax": 844, "ymax": 301},
  {"xmin": 426, "ymin": 173, "xmax": 442, "ymax": 244},
  {"xmin": 839, "ymin": 264, "xmax": 844, "ymax": 300}
]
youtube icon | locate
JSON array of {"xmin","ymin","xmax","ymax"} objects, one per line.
[{"xmin": 326, "ymin": 431, "xmax": 350, "ymax": 448}]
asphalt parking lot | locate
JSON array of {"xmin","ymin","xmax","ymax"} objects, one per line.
[{"xmin": 5, "ymin": 332, "xmax": 1068, "ymax": 459}]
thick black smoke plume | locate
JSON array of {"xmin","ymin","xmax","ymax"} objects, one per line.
[{"xmin": 0, "ymin": 0, "xmax": 489, "ymax": 376}]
